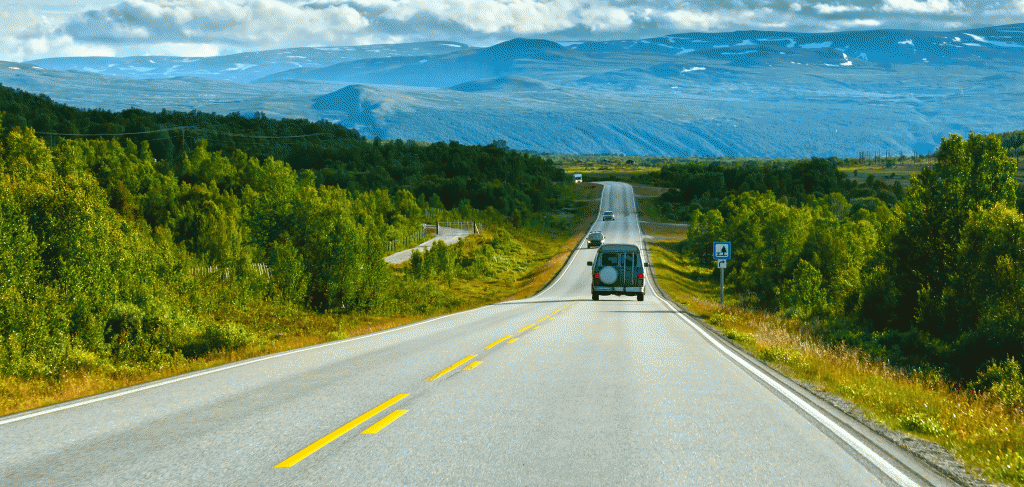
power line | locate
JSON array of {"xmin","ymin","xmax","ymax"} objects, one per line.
[
  {"xmin": 33, "ymin": 126, "xmax": 340, "ymax": 140},
  {"xmin": 34, "ymin": 126, "xmax": 196, "ymax": 136}
]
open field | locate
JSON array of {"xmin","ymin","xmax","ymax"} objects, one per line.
[
  {"xmin": 647, "ymin": 240, "xmax": 1024, "ymax": 486},
  {"xmin": 556, "ymin": 152, "xmax": 1024, "ymax": 190}
]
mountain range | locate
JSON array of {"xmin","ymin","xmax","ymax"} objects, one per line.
[{"xmin": 3, "ymin": 25, "xmax": 1024, "ymax": 157}]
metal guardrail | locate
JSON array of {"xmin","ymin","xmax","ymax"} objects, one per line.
[
  {"xmin": 437, "ymin": 221, "xmax": 481, "ymax": 235},
  {"xmin": 387, "ymin": 228, "xmax": 429, "ymax": 252},
  {"xmin": 191, "ymin": 263, "xmax": 271, "ymax": 279}
]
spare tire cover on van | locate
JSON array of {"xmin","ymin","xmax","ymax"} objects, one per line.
[{"xmin": 599, "ymin": 266, "xmax": 619, "ymax": 285}]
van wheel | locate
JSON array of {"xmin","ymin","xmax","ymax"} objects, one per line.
[
  {"xmin": 592, "ymin": 293, "xmax": 599, "ymax": 301},
  {"xmin": 637, "ymin": 293, "xmax": 644, "ymax": 302}
]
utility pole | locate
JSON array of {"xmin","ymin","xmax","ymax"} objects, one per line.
[{"xmin": 719, "ymin": 262, "xmax": 725, "ymax": 305}]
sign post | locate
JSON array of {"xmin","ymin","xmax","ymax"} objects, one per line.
[{"xmin": 713, "ymin": 242, "xmax": 731, "ymax": 305}]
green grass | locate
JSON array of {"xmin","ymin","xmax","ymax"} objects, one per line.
[{"xmin": 648, "ymin": 241, "xmax": 1024, "ymax": 486}]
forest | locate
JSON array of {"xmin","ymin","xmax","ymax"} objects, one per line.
[
  {"xmin": 670, "ymin": 134, "xmax": 1023, "ymax": 405},
  {"xmin": 0, "ymin": 84, "xmax": 570, "ymax": 382},
  {"xmin": 0, "ymin": 84, "xmax": 566, "ymax": 216}
]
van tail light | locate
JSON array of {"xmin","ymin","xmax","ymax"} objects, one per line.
[
  {"xmin": 638, "ymin": 273, "xmax": 644, "ymax": 279},
  {"xmin": 594, "ymin": 272, "xmax": 600, "ymax": 279}
]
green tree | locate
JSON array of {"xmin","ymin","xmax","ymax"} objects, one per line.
[
  {"xmin": 776, "ymin": 259, "xmax": 829, "ymax": 319},
  {"xmin": 687, "ymin": 208, "xmax": 724, "ymax": 267},
  {"xmin": 861, "ymin": 133, "xmax": 1018, "ymax": 339},
  {"xmin": 268, "ymin": 237, "xmax": 308, "ymax": 304}
]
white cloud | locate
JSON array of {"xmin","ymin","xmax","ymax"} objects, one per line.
[
  {"xmin": 374, "ymin": 0, "xmax": 578, "ymax": 34},
  {"xmin": 812, "ymin": 3, "xmax": 864, "ymax": 14},
  {"xmin": 659, "ymin": 8, "xmax": 729, "ymax": 31},
  {"xmin": 1, "ymin": 0, "xmax": 1022, "ymax": 62},
  {"xmin": 655, "ymin": 7, "xmax": 790, "ymax": 31},
  {"xmin": 831, "ymin": 18, "xmax": 882, "ymax": 28},
  {"xmin": 880, "ymin": 0, "xmax": 961, "ymax": 14},
  {"xmin": 577, "ymin": 5, "xmax": 634, "ymax": 32},
  {"xmin": 64, "ymin": 0, "xmax": 370, "ymax": 45}
]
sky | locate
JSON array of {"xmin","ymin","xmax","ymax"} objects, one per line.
[{"xmin": 1, "ymin": 0, "xmax": 1021, "ymax": 62}]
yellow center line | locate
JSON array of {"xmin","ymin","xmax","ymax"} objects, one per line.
[
  {"xmin": 361, "ymin": 410, "xmax": 408, "ymax": 434},
  {"xmin": 464, "ymin": 361, "xmax": 482, "ymax": 371},
  {"xmin": 484, "ymin": 335, "xmax": 511, "ymax": 350},
  {"xmin": 507, "ymin": 338, "xmax": 518, "ymax": 344},
  {"xmin": 516, "ymin": 324, "xmax": 534, "ymax": 333},
  {"xmin": 537, "ymin": 316, "xmax": 548, "ymax": 322},
  {"xmin": 274, "ymin": 394, "xmax": 408, "ymax": 468},
  {"xmin": 425, "ymin": 354, "xmax": 478, "ymax": 381}
]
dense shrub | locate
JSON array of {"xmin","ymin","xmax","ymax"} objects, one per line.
[{"xmin": 688, "ymin": 133, "xmax": 1024, "ymax": 384}]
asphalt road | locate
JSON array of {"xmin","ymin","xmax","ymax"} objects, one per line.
[{"xmin": 1, "ymin": 182, "xmax": 956, "ymax": 486}]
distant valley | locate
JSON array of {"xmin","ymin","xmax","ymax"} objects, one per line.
[{"xmin": 3, "ymin": 26, "xmax": 1024, "ymax": 157}]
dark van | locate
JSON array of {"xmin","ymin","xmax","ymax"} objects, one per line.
[{"xmin": 587, "ymin": 244, "xmax": 648, "ymax": 301}]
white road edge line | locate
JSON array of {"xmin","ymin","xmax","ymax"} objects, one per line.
[
  {"xmin": 652, "ymin": 293, "xmax": 920, "ymax": 487},
  {"xmin": 0, "ymin": 305, "xmax": 490, "ymax": 426}
]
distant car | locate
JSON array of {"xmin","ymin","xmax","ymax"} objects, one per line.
[
  {"xmin": 602, "ymin": 211, "xmax": 614, "ymax": 221},
  {"xmin": 587, "ymin": 231, "xmax": 605, "ymax": 248}
]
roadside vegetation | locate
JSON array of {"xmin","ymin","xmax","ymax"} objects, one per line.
[
  {"xmin": 634, "ymin": 132, "xmax": 1024, "ymax": 485},
  {"xmin": 648, "ymin": 242, "xmax": 1023, "ymax": 485},
  {"xmin": 0, "ymin": 86, "xmax": 592, "ymax": 417}
]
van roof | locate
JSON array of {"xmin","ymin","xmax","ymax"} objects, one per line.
[{"xmin": 597, "ymin": 244, "xmax": 640, "ymax": 252}]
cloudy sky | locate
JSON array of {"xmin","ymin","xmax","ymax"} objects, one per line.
[{"xmin": 1, "ymin": 0, "xmax": 1021, "ymax": 62}]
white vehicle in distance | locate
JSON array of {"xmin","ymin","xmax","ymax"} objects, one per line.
[
  {"xmin": 574, "ymin": 173, "xmax": 583, "ymax": 183},
  {"xmin": 602, "ymin": 211, "xmax": 614, "ymax": 221}
]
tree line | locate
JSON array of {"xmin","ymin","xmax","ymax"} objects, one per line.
[
  {"xmin": 680, "ymin": 134, "xmax": 1022, "ymax": 402},
  {"xmin": 0, "ymin": 84, "xmax": 567, "ymax": 217},
  {"xmin": 654, "ymin": 157, "xmax": 915, "ymax": 221}
]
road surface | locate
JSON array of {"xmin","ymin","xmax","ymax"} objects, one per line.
[{"xmin": 0, "ymin": 182, "xmax": 955, "ymax": 486}]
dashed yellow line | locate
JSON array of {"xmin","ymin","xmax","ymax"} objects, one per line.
[
  {"xmin": 484, "ymin": 335, "xmax": 511, "ymax": 350},
  {"xmin": 274, "ymin": 394, "xmax": 408, "ymax": 468},
  {"xmin": 517, "ymin": 324, "xmax": 534, "ymax": 333},
  {"xmin": 465, "ymin": 361, "xmax": 482, "ymax": 371},
  {"xmin": 361, "ymin": 410, "xmax": 408, "ymax": 434},
  {"xmin": 426, "ymin": 355, "xmax": 478, "ymax": 381},
  {"xmin": 507, "ymin": 338, "xmax": 518, "ymax": 344}
]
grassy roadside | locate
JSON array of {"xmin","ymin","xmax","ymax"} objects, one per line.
[
  {"xmin": 646, "ymin": 241, "xmax": 1023, "ymax": 486},
  {"xmin": 0, "ymin": 185, "xmax": 601, "ymax": 419}
]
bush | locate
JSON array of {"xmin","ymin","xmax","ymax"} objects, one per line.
[
  {"xmin": 899, "ymin": 412, "xmax": 946, "ymax": 436},
  {"xmin": 776, "ymin": 259, "xmax": 829, "ymax": 319},
  {"xmin": 181, "ymin": 321, "xmax": 253, "ymax": 358},
  {"xmin": 269, "ymin": 238, "xmax": 308, "ymax": 304},
  {"xmin": 757, "ymin": 346, "xmax": 805, "ymax": 367},
  {"xmin": 970, "ymin": 357, "xmax": 1024, "ymax": 410}
]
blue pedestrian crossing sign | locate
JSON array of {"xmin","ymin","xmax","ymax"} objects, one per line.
[{"xmin": 713, "ymin": 241, "xmax": 731, "ymax": 260}]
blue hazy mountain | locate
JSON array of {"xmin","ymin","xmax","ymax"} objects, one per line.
[
  {"xmin": 259, "ymin": 38, "xmax": 592, "ymax": 87},
  {"xmin": 28, "ymin": 42, "xmax": 471, "ymax": 83},
  {"xmin": 5, "ymin": 25, "xmax": 1024, "ymax": 157}
]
